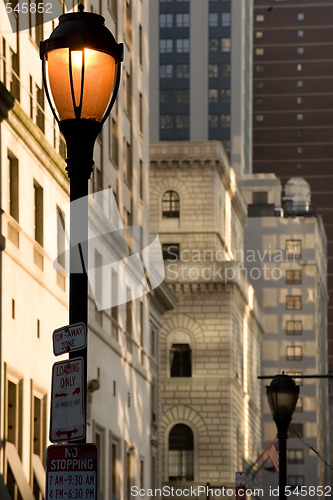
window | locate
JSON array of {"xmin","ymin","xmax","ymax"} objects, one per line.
[
  {"xmin": 286, "ymin": 345, "xmax": 303, "ymax": 360},
  {"xmin": 222, "ymin": 64, "xmax": 230, "ymax": 77},
  {"xmin": 297, "ymin": 30, "xmax": 304, "ymax": 37},
  {"xmin": 286, "ymin": 296, "xmax": 302, "ymax": 310},
  {"xmin": 297, "ymin": 63, "xmax": 302, "ymax": 71},
  {"xmin": 8, "ymin": 152, "xmax": 19, "ymax": 222},
  {"xmin": 256, "ymin": 115, "xmax": 264, "ymax": 121},
  {"xmin": 286, "ymin": 320, "xmax": 302, "ymax": 335},
  {"xmin": 175, "ymin": 64, "xmax": 189, "ymax": 78},
  {"xmin": 297, "ymin": 13, "xmax": 304, "ymax": 21},
  {"xmin": 297, "ymin": 80, "xmax": 303, "ymax": 88},
  {"xmin": 221, "ymin": 114, "xmax": 230, "ymax": 127},
  {"xmin": 256, "ymin": 31, "xmax": 263, "ymax": 38},
  {"xmin": 162, "ymin": 244, "xmax": 180, "ymax": 261},
  {"xmin": 111, "ymin": 438, "xmax": 120, "ymax": 500},
  {"xmin": 286, "ymin": 239, "xmax": 302, "ymax": 259},
  {"xmin": 288, "ymin": 450, "xmax": 304, "ymax": 464},
  {"xmin": 209, "ymin": 89, "xmax": 218, "ymax": 103},
  {"xmin": 56, "ymin": 206, "xmax": 66, "ymax": 270},
  {"xmin": 221, "ymin": 38, "xmax": 230, "ymax": 52},
  {"xmin": 221, "ymin": 89, "xmax": 230, "ymax": 103},
  {"xmin": 256, "ymin": 48, "xmax": 264, "ymax": 55},
  {"xmin": 111, "ymin": 270, "xmax": 118, "ymax": 339},
  {"xmin": 176, "ymin": 13, "xmax": 189, "ymax": 27},
  {"xmin": 297, "ymin": 146, "xmax": 303, "ymax": 153},
  {"xmin": 126, "ymin": 288, "xmax": 132, "ymax": 335},
  {"xmin": 168, "ymin": 424, "xmax": 194, "ymax": 481},
  {"xmin": 34, "ymin": 180, "xmax": 43, "ymax": 246},
  {"xmin": 256, "ymin": 14, "xmax": 264, "ymax": 22},
  {"xmin": 160, "ymin": 64, "xmax": 173, "ymax": 78},
  {"xmin": 297, "ymin": 97, "xmax": 303, "ymax": 104},
  {"xmin": 256, "ymin": 81, "xmax": 264, "ymax": 88},
  {"xmin": 289, "ymin": 423, "xmax": 303, "ymax": 438},
  {"xmin": 160, "ymin": 13, "xmax": 173, "ymax": 28},
  {"xmin": 160, "ymin": 115, "xmax": 173, "ymax": 129},
  {"xmin": 36, "ymin": 83, "xmax": 45, "ymax": 133},
  {"xmin": 160, "ymin": 39, "xmax": 173, "ymax": 53},
  {"xmin": 288, "ymin": 475, "xmax": 304, "ymax": 487},
  {"xmin": 162, "ymin": 190, "xmax": 180, "ymax": 218},
  {"xmin": 176, "ymin": 90, "xmax": 189, "ymax": 103},
  {"xmin": 209, "ymin": 13, "xmax": 218, "ymax": 27},
  {"xmin": 286, "ymin": 371, "xmax": 303, "ymax": 386},
  {"xmin": 297, "ymin": 114, "xmax": 303, "ymax": 121},
  {"xmin": 297, "ymin": 47, "xmax": 304, "ymax": 54},
  {"xmin": 160, "ymin": 90, "xmax": 173, "ymax": 104},
  {"xmin": 209, "ymin": 114, "xmax": 218, "ymax": 128},
  {"xmin": 297, "ymin": 129, "xmax": 303, "ymax": 137},
  {"xmin": 209, "ymin": 64, "xmax": 218, "ymax": 78},
  {"xmin": 209, "ymin": 38, "xmax": 218, "ymax": 51},
  {"xmin": 286, "ymin": 270, "xmax": 302, "ymax": 284},
  {"xmin": 256, "ymin": 65, "xmax": 264, "ymax": 72},
  {"xmin": 256, "ymin": 98, "xmax": 264, "ymax": 105},
  {"xmin": 176, "ymin": 115, "xmax": 189, "ymax": 129},
  {"xmin": 170, "ymin": 344, "xmax": 191, "ymax": 377},
  {"xmin": 176, "ymin": 39, "xmax": 189, "ymax": 53},
  {"xmin": 295, "ymin": 397, "xmax": 303, "ymax": 412},
  {"xmin": 221, "ymin": 12, "xmax": 231, "ymax": 26}
]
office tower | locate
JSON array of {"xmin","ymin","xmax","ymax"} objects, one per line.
[
  {"xmin": 252, "ymin": 0, "xmax": 333, "ymax": 370},
  {"xmin": 0, "ymin": 0, "xmax": 172, "ymax": 497},
  {"xmin": 240, "ymin": 174, "xmax": 330, "ymax": 488},
  {"xmin": 150, "ymin": 0, "xmax": 253, "ymax": 176}
]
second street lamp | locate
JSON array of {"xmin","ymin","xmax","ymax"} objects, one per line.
[
  {"xmin": 266, "ymin": 373, "xmax": 299, "ymax": 500},
  {"xmin": 40, "ymin": 4, "xmax": 123, "ymax": 442}
]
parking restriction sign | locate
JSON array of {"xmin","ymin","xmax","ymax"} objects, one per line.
[{"xmin": 46, "ymin": 444, "xmax": 98, "ymax": 500}]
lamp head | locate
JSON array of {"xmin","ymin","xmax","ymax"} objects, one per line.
[{"xmin": 266, "ymin": 373, "xmax": 299, "ymax": 432}]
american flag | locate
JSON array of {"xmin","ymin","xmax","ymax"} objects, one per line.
[{"xmin": 267, "ymin": 441, "xmax": 279, "ymax": 472}]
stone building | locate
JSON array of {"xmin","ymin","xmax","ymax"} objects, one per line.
[
  {"xmin": 150, "ymin": 141, "xmax": 262, "ymax": 491},
  {"xmin": 240, "ymin": 174, "xmax": 330, "ymax": 488},
  {"xmin": 0, "ymin": 1, "xmax": 172, "ymax": 498}
]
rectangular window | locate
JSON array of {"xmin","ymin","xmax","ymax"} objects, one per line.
[
  {"xmin": 288, "ymin": 475, "xmax": 304, "ymax": 487},
  {"xmin": 221, "ymin": 38, "xmax": 231, "ymax": 52},
  {"xmin": 256, "ymin": 115, "xmax": 264, "ymax": 122},
  {"xmin": 160, "ymin": 64, "xmax": 173, "ymax": 78},
  {"xmin": 170, "ymin": 344, "xmax": 192, "ymax": 377},
  {"xmin": 286, "ymin": 320, "xmax": 302, "ymax": 335},
  {"xmin": 297, "ymin": 47, "xmax": 304, "ymax": 54},
  {"xmin": 286, "ymin": 295, "xmax": 302, "ymax": 310},
  {"xmin": 286, "ymin": 345, "xmax": 303, "ymax": 360},
  {"xmin": 256, "ymin": 31, "xmax": 263, "ymax": 38},
  {"xmin": 176, "ymin": 115, "xmax": 189, "ymax": 129},
  {"xmin": 160, "ymin": 115, "xmax": 173, "ymax": 129},
  {"xmin": 209, "ymin": 114, "xmax": 218, "ymax": 128},
  {"xmin": 176, "ymin": 39, "xmax": 189, "ymax": 53},
  {"xmin": 208, "ymin": 89, "xmax": 218, "ymax": 103},
  {"xmin": 34, "ymin": 180, "xmax": 43, "ymax": 246},
  {"xmin": 111, "ymin": 270, "xmax": 118, "ymax": 340},
  {"xmin": 8, "ymin": 152, "xmax": 19, "ymax": 222},
  {"xmin": 56, "ymin": 206, "xmax": 66, "ymax": 270},
  {"xmin": 297, "ymin": 80, "xmax": 304, "ymax": 88},
  {"xmin": 111, "ymin": 117, "xmax": 119, "ymax": 166},
  {"xmin": 297, "ymin": 13, "xmax": 304, "ymax": 21},
  {"xmin": 221, "ymin": 114, "xmax": 230, "ymax": 127},
  {"xmin": 160, "ymin": 13, "xmax": 173, "ymax": 28},
  {"xmin": 126, "ymin": 288, "xmax": 132, "ymax": 335},
  {"xmin": 222, "ymin": 64, "xmax": 231, "ymax": 77},
  {"xmin": 256, "ymin": 65, "xmax": 264, "ymax": 72},
  {"xmin": 285, "ymin": 270, "xmax": 302, "ymax": 284},
  {"xmin": 288, "ymin": 449, "xmax": 304, "ymax": 464},
  {"xmin": 286, "ymin": 371, "xmax": 303, "ymax": 386},
  {"xmin": 110, "ymin": 439, "xmax": 120, "ymax": 500},
  {"xmin": 297, "ymin": 63, "xmax": 302, "ymax": 71},
  {"xmin": 256, "ymin": 14, "xmax": 264, "ymax": 22},
  {"xmin": 36, "ymin": 83, "xmax": 45, "ymax": 133},
  {"xmin": 175, "ymin": 64, "xmax": 189, "ymax": 78},
  {"xmin": 209, "ymin": 64, "xmax": 218, "ymax": 78},
  {"xmin": 297, "ymin": 30, "xmax": 304, "ymax": 37},
  {"xmin": 256, "ymin": 48, "xmax": 264, "ymax": 55},
  {"xmin": 289, "ymin": 422, "xmax": 303, "ymax": 438},
  {"xmin": 286, "ymin": 239, "xmax": 302, "ymax": 259},
  {"xmin": 176, "ymin": 90, "xmax": 189, "ymax": 103},
  {"xmin": 162, "ymin": 244, "xmax": 180, "ymax": 261},
  {"xmin": 160, "ymin": 39, "xmax": 173, "ymax": 53},
  {"xmin": 221, "ymin": 12, "xmax": 231, "ymax": 27},
  {"xmin": 209, "ymin": 13, "xmax": 218, "ymax": 27},
  {"xmin": 139, "ymin": 93, "xmax": 143, "ymax": 133},
  {"xmin": 176, "ymin": 13, "xmax": 189, "ymax": 27},
  {"xmin": 209, "ymin": 38, "xmax": 218, "ymax": 51}
]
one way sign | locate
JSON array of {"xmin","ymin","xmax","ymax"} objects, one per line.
[{"xmin": 50, "ymin": 357, "xmax": 85, "ymax": 442}]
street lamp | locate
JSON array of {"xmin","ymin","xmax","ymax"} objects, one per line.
[
  {"xmin": 266, "ymin": 374, "xmax": 299, "ymax": 500},
  {"xmin": 40, "ymin": 4, "xmax": 123, "ymax": 442}
]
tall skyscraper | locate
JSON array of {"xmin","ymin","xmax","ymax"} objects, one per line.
[
  {"xmin": 150, "ymin": 0, "xmax": 253, "ymax": 176},
  {"xmin": 252, "ymin": 0, "xmax": 333, "ymax": 370}
]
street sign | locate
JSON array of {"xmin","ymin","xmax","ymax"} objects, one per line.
[
  {"xmin": 53, "ymin": 322, "xmax": 87, "ymax": 356},
  {"xmin": 46, "ymin": 443, "xmax": 98, "ymax": 500},
  {"xmin": 50, "ymin": 357, "xmax": 85, "ymax": 442}
]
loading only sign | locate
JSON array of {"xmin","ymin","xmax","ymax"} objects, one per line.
[
  {"xmin": 50, "ymin": 357, "xmax": 85, "ymax": 442},
  {"xmin": 46, "ymin": 443, "xmax": 98, "ymax": 500}
]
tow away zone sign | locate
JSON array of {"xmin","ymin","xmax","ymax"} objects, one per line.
[
  {"xmin": 46, "ymin": 444, "xmax": 98, "ymax": 500},
  {"xmin": 53, "ymin": 323, "xmax": 87, "ymax": 356}
]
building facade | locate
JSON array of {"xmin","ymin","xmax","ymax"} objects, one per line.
[
  {"xmin": 150, "ymin": 141, "xmax": 262, "ymax": 492},
  {"xmin": 150, "ymin": 0, "xmax": 253, "ymax": 176},
  {"xmin": 0, "ymin": 0, "xmax": 171, "ymax": 498},
  {"xmin": 240, "ymin": 174, "xmax": 330, "ymax": 488},
  {"xmin": 252, "ymin": 0, "xmax": 333, "ymax": 372}
]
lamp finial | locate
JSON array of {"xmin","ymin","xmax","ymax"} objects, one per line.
[{"xmin": 78, "ymin": 3, "xmax": 85, "ymax": 12}]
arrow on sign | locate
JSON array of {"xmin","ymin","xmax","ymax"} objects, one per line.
[
  {"xmin": 56, "ymin": 428, "xmax": 78, "ymax": 438},
  {"xmin": 55, "ymin": 392, "xmax": 68, "ymax": 398}
]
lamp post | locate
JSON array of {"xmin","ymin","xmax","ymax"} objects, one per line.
[
  {"xmin": 40, "ymin": 4, "xmax": 123, "ymax": 442},
  {"xmin": 266, "ymin": 374, "xmax": 299, "ymax": 500}
]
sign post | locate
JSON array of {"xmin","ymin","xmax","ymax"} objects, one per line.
[
  {"xmin": 50, "ymin": 357, "xmax": 85, "ymax": 442},
  {"xmin": 235, "ymin": 472, "xmax": 246, "ymax": 500},
  {"xmin": 46, "ymin": 444, "xmax": 98, "ymax": 500}
]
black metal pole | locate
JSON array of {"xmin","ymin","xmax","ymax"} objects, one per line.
[
  {"xmin": 277, "ymin": 428, "xmax": 287, "ymax": 500},
  {"xmin": 60, "ymin": 118, "xmax": 102, "ymax": 444}
]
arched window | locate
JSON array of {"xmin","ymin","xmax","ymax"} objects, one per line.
[
  {"xmin": 168, "ymin": 424, "xmax": 194, "ymax": 481},
  {"xmin": 170, "ymin": 344, "xmax": 191, "ymax": 377},
  {"xmin": 162, "ymin": 190, "xmax": 180, "ymax": 218}
]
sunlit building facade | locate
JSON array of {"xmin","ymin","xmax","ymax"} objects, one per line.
[
  {"xmin": 150, "ymin": 141, "xmax": 262, "ymax": 492},
  {"xmin": 240, "ymin": 174, "xmax": 330, "ymax": 488},
  {"xmin": 0, "ymin": 1, "xmax": 172, "ymax": 498}
]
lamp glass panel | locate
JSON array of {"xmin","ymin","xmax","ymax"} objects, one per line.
[{"xmin": 47, "ymin": 48, "xmax": 116, "ymax": 121}]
